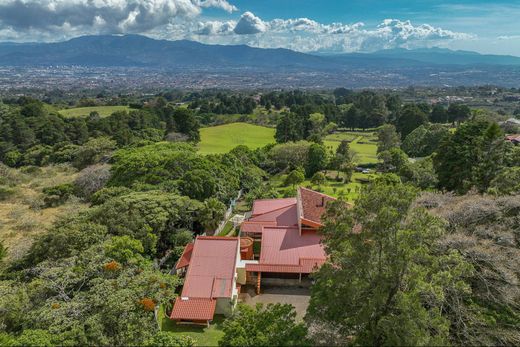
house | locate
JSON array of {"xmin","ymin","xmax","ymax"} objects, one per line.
[
  {"xmin": 170, "ymin": 237, "xmax": 241, "ymax": 326},
  {"xmin": 240, "ymin": 187, "xmax": 339, "ymax": 293},
  {"xmin": 170, "ymin": 187, "xmax": 340, "ymax": 324}
]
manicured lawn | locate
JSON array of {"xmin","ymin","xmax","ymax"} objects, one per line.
[
  {"xmin": 324, "ymin": 131, "xmax": 378, "ymax": 165},
  {"xmin": 59, "ymin": 105, "xmax": 131, "ymax": 118},
  {"xmin": 158, "ymin": 305, "xmax": 225, "ymax": 346},
  {"xmin": 198, "ymin": 123, "xmax": 275, "ymax": 154}
]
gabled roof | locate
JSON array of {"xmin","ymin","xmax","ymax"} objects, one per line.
[
  {"xmin": 175, "ymin": 243, "xmax": 194, "ymax": 270},
  {"xmin": 298, "ymin": 187, "xmax": 336, "ymax": 227},
  {"xmin": 171, "ymin": 236, "xmax": 239, "ymax": 322},
  {"xmin": 249, "ymin": 204, "xmax": 298, "ymax": 227},
  {"xmin": 252, "ymin": 197, "xmax": 297, "ymax": 216},
  {"xmin": 170, "ymin": 298, "xmax": 216, "ymax": 321},
  {"xmin": 180, "ymin": 236, "xmax": 239, "ymax": 299}
]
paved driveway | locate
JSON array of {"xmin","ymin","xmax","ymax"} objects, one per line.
[{"xmin": 239, "ymin": 285, "xmax": 311, "ymax": 320}]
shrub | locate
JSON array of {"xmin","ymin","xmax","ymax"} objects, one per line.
[
  {"xmin": 42, "ymin": 183, "xmax": 75, "ymax": 207},
  {"xmin": 74, "ymin": 164, "xmax": 111, "ymax": 199}
]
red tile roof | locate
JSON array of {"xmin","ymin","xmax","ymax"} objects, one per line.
[
  {"xmin": 252, "ymin": 198, "xmax": 297, "ymax": 216},
  {"xmin": 171, "ymin": 237, "xmax": 239, "ymax": 322},
  {"xmin": 180, "ymin": 236, "xmax": 239, "ymax": 299},
  {"xmin": 298, "ymin": 187, "xmax": 336, "ymax": 226},
  {"xmin": 170, "ymin": 298, "xmax": 216, "ymax": 321},
  {"xmin": 249, "ymin": 204, "xmax": 298, "ymax": 227},
  {"xmin": 240, "ymin": 221, "xmax": 276, "ymax": 233},
  {"xmin": 175, "ymin": 243, "xmax": 194, "ymax": 270},
  {"xmin": 245, "ymin": 227, "xmax": 326, "ymax": 274}
]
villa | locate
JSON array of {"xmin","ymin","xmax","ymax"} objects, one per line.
[{"xmin": 169, "ymin": 187, "xmax": 338, "ymax": 325}]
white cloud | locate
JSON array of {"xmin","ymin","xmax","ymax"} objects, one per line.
[
  {"xmin": 0, "ymin": 0, "xmax": 237, "ymax": 40},
  {"xmin": 0, "ymin": 3, "xmax": 474, "ymax": 53},
  {"xmin": 190, "ymin": 13, "xmax": 473, "ymax": 53},
  {"xmin": 233, "ymin": 11, "xmax": 267, "ymax": 35}
]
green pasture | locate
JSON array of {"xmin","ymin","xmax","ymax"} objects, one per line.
[
  {"xmin": 198, "ymin": 122, "xmax": 275, "ymax": 154},
  {"xmin": 59, "ymin": 105, "xmax": 131, "ymax": 118},
  {"xmin": 324, "ymin": 131, "xmax": 378, "ymax": 164}
]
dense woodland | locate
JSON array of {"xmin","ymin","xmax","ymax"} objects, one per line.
[{"xmin": 0, "ymin": 89, "xmax": 519, "ymax": 346}]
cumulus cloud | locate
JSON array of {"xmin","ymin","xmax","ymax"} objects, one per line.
[
  {"xmin": 191, "ymin": 13, "xmax": 473, "ymax": 53},
  {"xmin": 0, "ymin": 0, "xmax": 237, "ymax": 40},
  {"xmin": 0, "ymin": 3, "xmax": 473, "ymax": 53},
  {"xmin": 233, "ymin": 11, "xmax": 267, "ymax": 35}
]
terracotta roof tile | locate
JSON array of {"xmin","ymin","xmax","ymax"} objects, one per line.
[
  {"xmin": 170, "ymin": 298, "xmax": 216, "ymax": 321},
  {"xmin": 252, "ymin": 198, "xmax": 297, "ymax": 216},
  {"xmin": 298, "ymin": 187, "xmax": 336, "ymax": 226},
  {"xmin": 175, "ymin": 243, "xmax": 194, "ymax": 270}
]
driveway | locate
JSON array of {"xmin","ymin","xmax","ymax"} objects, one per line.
[{"xmin": 239, "ymin": 285, "xmax": 311, "ymax": 320}]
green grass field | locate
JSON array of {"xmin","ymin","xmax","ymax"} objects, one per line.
[
  {"xmin": 158, "ymin": 306, "xmax": 225, "ymax": 346},
  {"xmin": 324, "ymin": 131, "xmax": 378, "ymax": 164},
  {"xmin": 198, "ymin": 123, "xmax": 275, "ymax": 154},
  {"xmin": 59, "ymin": 105, "xmax": 131, "ymax": 118}
]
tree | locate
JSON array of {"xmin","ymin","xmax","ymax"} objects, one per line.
[
  {"xmin": 396, "ymin": 104, "xmax": 428, "ymax": 139},
  {"xmin": 447, "ymin": 104, "xmax": 471, "ymax": 124},
  {"xmin": 268, "ymin": 141, "xmax": 311, "ymax": 173},
  {"xmin": 275, "ymin": 113, "xmax": 304, "ymax": 143},
  {"xmin": 144, "ymin": 332, "xmax": 194, "ymax": 347},
  {"xmin": 401, "ymin": 124, "xmax": 450, "ymax": 158},
  {"xmin": 284, "ymin": 168, "xmax": 305, "ymax": 187},
  {"xmin": 305, "ymin": 143, "xmax": 328, "ymax": 178},
  {"xmin": 399, "ymin": 157, "xmax": 439, "ymax": 189},
  {"xmin": 434, "ymin": 120, "xmax": 507, "ymax": 193},
  {"xmin": 377, "ymin": 124, "xmax": 400, "ymax": 154},
  {"xmin": 487, "ymin": 167, "xmax": 520, "ymax": 195},
  {"xmin": 378, "ymin": 148, "xmax": 408, "ymax": 173},
  {"xmin": 307, "ymin": 181, "xmax": 472, "ymax": 346},
  {"xmin": 200, "ymin": 198, "xmax": 227, "ymax": 232},
  {"xmin": 430, "ymin": 104, "xmax": 448, "ymax": 124},
  {"xmin": 311, "ymin": 172, "xmax": 326, "ymax": 187},
  {"xmin": 219, "ymin": 303, "xmax": 309, "ymax": 347}
]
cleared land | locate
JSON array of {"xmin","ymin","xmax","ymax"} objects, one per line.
[
  {"xmin": 59, "ymin": 105, "xmax": 131, "ymax": 118},
  {"xmin": 198, "ymin": 123, "xmax": 275, "ymax": 154}
]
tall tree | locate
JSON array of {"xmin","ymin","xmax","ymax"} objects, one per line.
[
  {"xmin": 307, "ymin": 180, "xmax": 472, "ymax": 346},
  {"xmin": 396, "ymin": 104, "xmax": 428, "ymax": 139},
  {"xmin": 377, "ymin": 124, "xmax": 401, "ymax": 154},
  {"xmin": 220, "ymin": 304, "xmax": 309, "ymax": 347}
]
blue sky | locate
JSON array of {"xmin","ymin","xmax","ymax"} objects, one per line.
[{"xmin": 0, "ymin": 0, "xmax": 519, "ymax": 55}]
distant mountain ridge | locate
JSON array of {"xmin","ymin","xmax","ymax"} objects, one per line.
[{"xmin": 1, "ymin": 34, "xmax": 520, "ymax": 70}]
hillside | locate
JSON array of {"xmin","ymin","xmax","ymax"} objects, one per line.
[{"xmin": 1, "ymin": 35, "xmax": 520, "ymax": 71}]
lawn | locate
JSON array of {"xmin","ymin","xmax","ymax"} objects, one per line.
[
  {"xmin": 198, "ymin": 123, "xmax": 275, "ymax": 154},
  {"xmin": 324, "ymin": 131, "xmax": 378, "ymax": 165},
  {"xmin": 158, "ymin": 305, "xmax": 225, "ymax": 346},
  {"xmin": 58, "ymin": 105, "xmax": 131, "ymax": 118}
]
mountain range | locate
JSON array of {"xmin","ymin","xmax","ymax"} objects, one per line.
[{"xmin": 1, "ymin": 34, "xmax": 520, "ymax": 70}]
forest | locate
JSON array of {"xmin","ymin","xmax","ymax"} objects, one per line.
[{"xmin": 0, "ymin": 89, "xmax": 519, "ymax": 346}]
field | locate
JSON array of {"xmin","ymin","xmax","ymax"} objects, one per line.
[
  {"xmin": 324, "ymin": 131, "xmax": 378, "ymax": 164},
  {"xmin": 59, "ymin": 105, "xmax": 131, "ymax": 118},
  {"xmin": 198, "ymin": 123, "xmax": 275, "ymax": 154}
]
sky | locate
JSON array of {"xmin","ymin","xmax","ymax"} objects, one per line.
[{"xmin": 0, "ymin": 0, "xmax": 519, "ymax": 56}]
